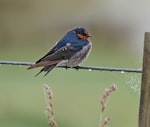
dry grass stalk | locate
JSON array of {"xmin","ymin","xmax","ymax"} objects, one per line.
[
  {"xmin": 102, "ymin": 117, "xmax": 111, "ymax": 127},
  {"xmin": 100, "ymin": 84, "xmax": 117, "ymax": 112},
  {"xmin": 43, "ymin": 84, "xmax": 58, "ymax": 127},
  {"xmin": 99, "ymin": 84, "xmax": 117, "ymax": 127}
]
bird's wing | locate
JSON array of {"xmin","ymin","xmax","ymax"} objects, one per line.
[
  {"xmin": 35, "ymin": 44, "xmax": 57, "ymax": 63},
  {"xmin": 42, "ymin": 43, "xmax": 80, "ymax": 61},
  {"xmin": 28, "ymin": 43, "xmax": 80, "ymax": 69}
]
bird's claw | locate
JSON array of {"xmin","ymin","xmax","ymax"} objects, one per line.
[
  {"xmin": 74, "ymin": 66, "xmax": 79, "ymax": 70},
  {"xmin": 65, "ymin": 66, "xmax": 68, "ymax": 70}
]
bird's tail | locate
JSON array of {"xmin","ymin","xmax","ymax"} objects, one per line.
[
  {"xmin": 35, "ymin": 64, "xmax": 57, "ymax": 76},
  {"xmin": 27, "ymin": 60, "xmax": 61, "ymax": 70}
]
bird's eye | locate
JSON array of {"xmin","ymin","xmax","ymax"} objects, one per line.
[{"xmin": 82, "ymin": 32, "xmax": 88, "ymax": 36}]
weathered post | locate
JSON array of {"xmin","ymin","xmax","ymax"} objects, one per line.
[{"xmin": 139, "ymin": 32, "xmax": 150, "ymax": 127}]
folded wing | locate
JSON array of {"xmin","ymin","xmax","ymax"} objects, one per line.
[{"xmin": 27, "ymin": 43, "xmax": 79, "ymax": 70}]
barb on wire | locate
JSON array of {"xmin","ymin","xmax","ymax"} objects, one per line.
[{"xmin": 0, "ymin": 60, "xmax": 142, "ymax": 73}]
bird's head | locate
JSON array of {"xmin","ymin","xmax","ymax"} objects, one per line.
[{"xmin": 73, "ymin": 27, "xmax": 91, "ymax": 40}]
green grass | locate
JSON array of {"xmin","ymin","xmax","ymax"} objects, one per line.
[{"xmin": 0, "ymin": 49, "xmax": 141, "ymax": 127}]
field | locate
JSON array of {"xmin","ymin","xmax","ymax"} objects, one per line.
[{"xmin": 0, "ymin": 46, "xmax": 141, "ymax": 127}]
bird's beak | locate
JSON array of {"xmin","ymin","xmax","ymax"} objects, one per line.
[
  {"xmin": 84, "ymin": 30, "xmax": 92, "ymax": 37},
  {"xmin": 87, "ymin": 34, "xmax": 92, "ymax": 37}
]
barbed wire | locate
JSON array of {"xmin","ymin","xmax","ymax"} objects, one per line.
[{"xmin": 0, "ymin": 61, "xmax": 142, "ymax": 73}]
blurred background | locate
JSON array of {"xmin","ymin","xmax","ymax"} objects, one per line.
[{"xmin": 0, "ymin": 0, "xmax": 148, "ymax": 127}]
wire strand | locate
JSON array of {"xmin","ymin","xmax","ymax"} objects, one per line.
[{"xmin": 0, "ymin": 61, "xmax": 142, "ymax": 73}]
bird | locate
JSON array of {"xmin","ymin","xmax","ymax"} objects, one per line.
[{"xmin": 27, "ymin": 27, "xmax": 92, "ymax": 76}]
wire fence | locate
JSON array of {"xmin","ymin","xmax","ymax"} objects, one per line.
[{"xmin": 0, "ymin": 61, "xmax": 142, "ymax": 73}]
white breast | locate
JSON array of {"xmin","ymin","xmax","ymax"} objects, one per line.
[{"xmin": 66, "ymin": 42, "xmax": 92, "ymax": 67}]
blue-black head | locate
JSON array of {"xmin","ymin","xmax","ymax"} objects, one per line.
[
  {"xmin": 55, "ymin": 27, "xmax": 91, "ymax": 50},
  {"xmin": 73, "ymin": 27, "xmax": 91, "ymax": 40},
  {"xmin": 59, "ymin": 27, "xmax": 91, "ymax": 45}
]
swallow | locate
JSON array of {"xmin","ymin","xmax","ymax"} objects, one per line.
[{"xmin": 27, "ymin": 27, "xmax": 92, "ymax": 76}]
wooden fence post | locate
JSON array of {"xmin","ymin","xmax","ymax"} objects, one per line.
[{"xmin": 139, "ymin": 32, "xmax": 150, "ymax": 127}]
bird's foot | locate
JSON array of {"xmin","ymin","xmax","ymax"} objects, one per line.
[
  {"xmin": 74, "ymin": 66, "xmax": 79, "ymax": 71},
  {"xmin": 65, "ymin": 66, "xmax": 68, "ymax": 70}
]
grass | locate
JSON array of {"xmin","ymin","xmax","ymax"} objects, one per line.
[{"xmin": 0, "ymin": 48, "xmax": 141, "ymax": 127}]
